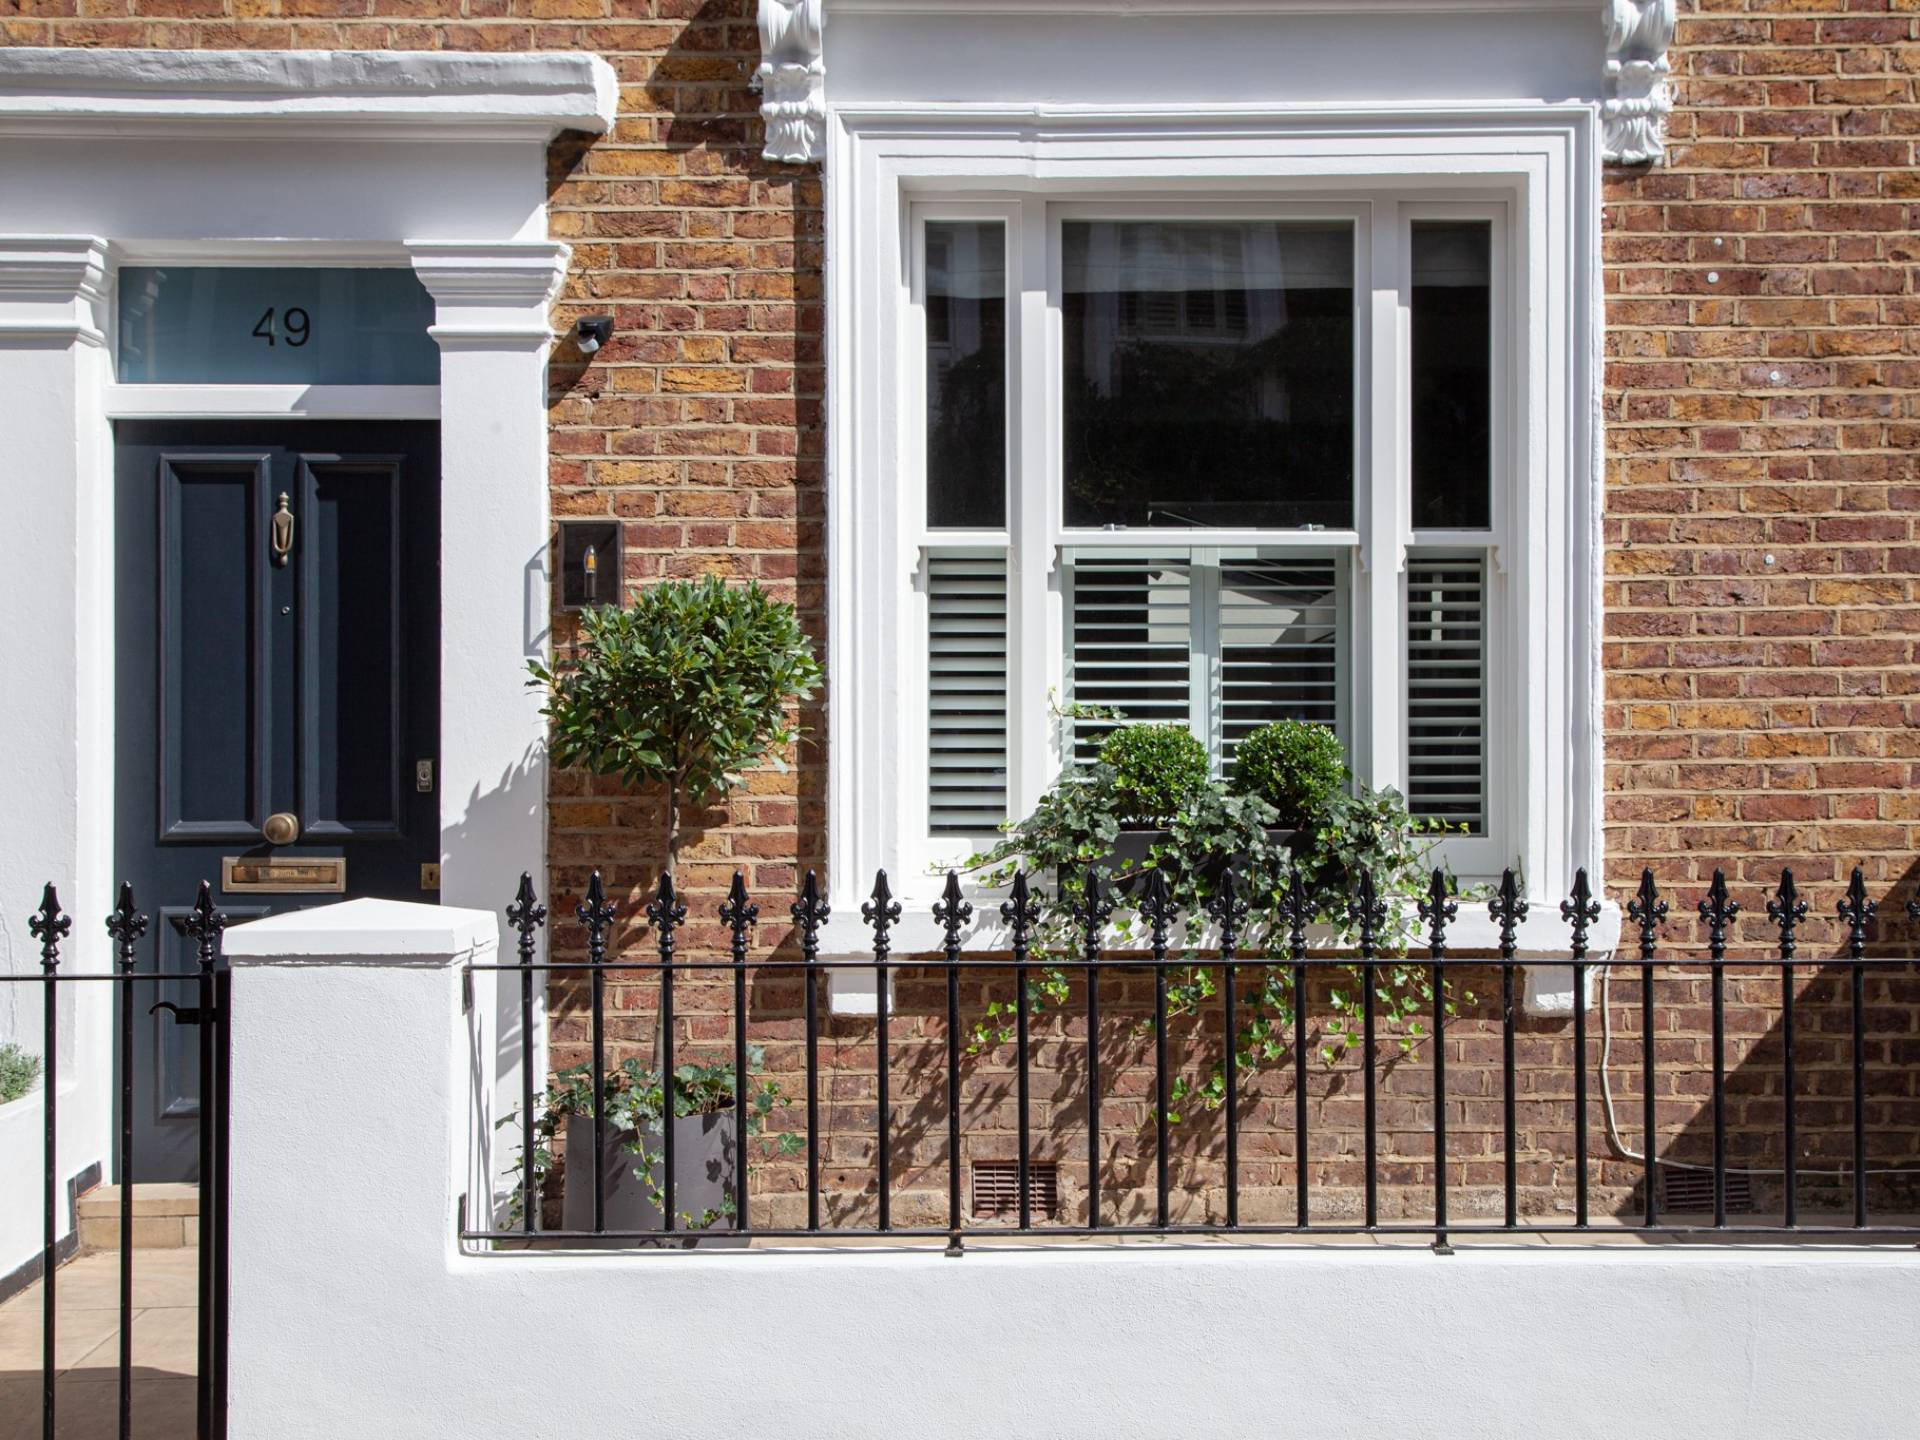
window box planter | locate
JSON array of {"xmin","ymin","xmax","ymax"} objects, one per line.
[
  {"xmin": 561, "ymin": 1111, "xmax": 745, "ymax": 1250},
  {"xmin": 1086, "ymin": 825, "xmax": 1302, "ymax": 895}
]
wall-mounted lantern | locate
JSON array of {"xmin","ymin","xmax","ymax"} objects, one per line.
[{"xmin": 558, "ymin": 520, "xmax": 622, "ymax": 611}]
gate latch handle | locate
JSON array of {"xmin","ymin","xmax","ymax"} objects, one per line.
[{"xmin": 149, "ymin": 1001, "xmax": 210, "ymax": 1027}]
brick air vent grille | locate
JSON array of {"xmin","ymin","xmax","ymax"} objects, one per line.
[
  {"xmin": 1661, "ymin": 1168, "xmax": 1755, "ymax": 1215},
  {"xmin": 971, "ymin": 1160, "xmax": 1060, "ymax": 1222}
]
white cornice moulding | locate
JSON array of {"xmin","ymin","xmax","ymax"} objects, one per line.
[
  {"xmin": 408, "ymin": 240, "xmax": 571, "ymax": 350},
  {"xmin": 0, "ymin": 49, "xmax": 619, "ymax": 141},
  {"xmin": 758, "ymin": 0, "xmax": 827, "ymax": 164},
  {"xmin": 0, "ymin": 236, "xmax": 111, "ymax": 347},
  {"xmin": 1602, "ymin": 0, "xmax": 1675, "ymax": 165}
]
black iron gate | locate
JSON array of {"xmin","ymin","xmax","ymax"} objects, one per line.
[{"xmin": 13, "ymin": 880, "xmax": 230, "ymax": 1440}]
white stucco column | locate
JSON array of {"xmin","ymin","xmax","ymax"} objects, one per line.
[
  {"xmin": 221, "ymin": 899, "xmax": 493, "ymax": 1437},
  {"xmin": 0, "ymin": 238, "xmax": 115, "ymax": 1235},
  {"xmin": 408, "ymin": 241, "xmax": 567, "ymax": 916}
]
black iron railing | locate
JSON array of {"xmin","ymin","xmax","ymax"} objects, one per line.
[
  {"xmin": 7, "ymin": 882, "xmax": 231, "ymax": 1440},
  {"xmin": 462, "ymin": 862, "xmax": 1920, "ymax": 1253}
]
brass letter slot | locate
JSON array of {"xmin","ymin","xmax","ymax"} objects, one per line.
[{"xmin": 222, "ymin": 857, "xmax": 346, "ymax": 894}]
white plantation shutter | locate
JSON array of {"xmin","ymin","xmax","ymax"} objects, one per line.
[
  {"xmin": 1066, "ymin": 551, "xmax": 1345, "ymax": 766},
  {"xmin": 1217, "ymin": 557, "xmax": 1343, "ymax": 763},
  {"xmin": 1064, "ymin": 554, "xmax": 1194, "ymax": 762},
  {"xmin": 927, "ymin": 553, "xmax": 1010, "ymax": 833},
  {"xmin": 1405, "ymin": 552, "xmax": 1488, "ymax": 833}
]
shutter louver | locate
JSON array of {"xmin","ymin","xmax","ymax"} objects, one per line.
[
  {"xmin": 928, "ymin": 553, "xmax": 1009, "ymax": 833},
  {"xmin": 1406, "ymin": 553, "xmax": 1487, "ymax": 834},
  {"xmin": 1217, "ymin": 557, "xmax": 1343, "ymax": 764},
  {"xmin": 1066, "ymin": 555, "xmax": 1194, "ymax": 762}
]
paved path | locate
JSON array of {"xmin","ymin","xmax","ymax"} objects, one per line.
[{"xmin": 0, "ymin": 1248, "xmax": 198, "ymax": 1440}]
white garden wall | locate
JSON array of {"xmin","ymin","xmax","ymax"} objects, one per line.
[{"xmin": 221, "ymin": 899, "xmax": 1920, "ymax": 1440}]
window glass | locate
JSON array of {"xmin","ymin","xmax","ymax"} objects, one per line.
[
  {"xmin": 117, "ymin": 267, "xmax": 439, "ymax": 386},
  {"xmin": 1410, "ymin": 223, "xmax": 1493, "ymax": 529},
  {"xmin": 1062, "ymin": 222, "xmax": 1354, "ymax": 531},
  {"xmin": 925, "ymin": 223, "xmax": 1008, "ymax": 528}
]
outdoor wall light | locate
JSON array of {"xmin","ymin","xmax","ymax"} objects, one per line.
[
  {"xmin": 574, "ymin": 314, "xmax": 615, "ymax": 356},
  {"xmin": 558, "ymin": 520, "xmax": 622, "ymax": 611}
]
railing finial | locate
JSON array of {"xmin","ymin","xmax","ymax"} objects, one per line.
[
  {"xmin": 1347, "ymin": 869, "xmax": 1387, "ymax": 958},
  {"xmin": 1696, "ymin": 869, "xmax": 1738, "ymax": 964},
  {"xmin": 1488, "ymin": 867, "xmax": 1528, "ymax": 961},
  {"xmin": 1837, "ymin": 865, "xmax": 1875, "ymax": 961},
  {"xmin": 863, "ymin": 869, "xmax": 902, "ymax": 963},
  {"xmin": 1626, "ymin": 868, "xmax": 1667, "ymax": 963},
  {"xmin": 1071, "ymin": 866, "xmax": 1114, "ymax": 962},
  {"xmin": 105, "ymin": 882, "xmax": 148, "ymax": 970},
  {"xmin": 1766, "ymin": 868, "xmax": 1807, "ymax": 963},
  {"xmin": 1001, "ymin": 870, "xmax": 1042, "ymax": 960},
  {"xmin": 30, "ymin": 882, "xmax": 71, "ymax": 973},
  {"xmin": 179, "ymin": 880, "xmax": 227, "ymax": 969},
  {"xmin": 506, "ymin": 872, "xmax": 547, "ymax": 964},
  {"xmin": 933, "ymin": 869, "xmax": 973, "ymax": 952},
  {"xmin": 1417, "ymin": 867, "xmax": 1456, "ymax": 960},
  {"xmin": 1207, "ymin": 867, "xmax": 1249, "ymax": 954},
  {"xmin": 1561, "ymin": 868, "xmax": 1601, "ymax": 962},
  {"xmin": 791, "ymin": 870, "xmax": 829, "ymax": 964}
]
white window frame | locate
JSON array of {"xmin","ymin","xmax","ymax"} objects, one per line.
[{"xmin": 825, "ymin": 105, "xmax": 1600, "ymax": 944}]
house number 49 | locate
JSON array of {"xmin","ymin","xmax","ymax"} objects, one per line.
[{"xmin": 251, "ymin": 307, "xmax": 311, "ymax": 348}]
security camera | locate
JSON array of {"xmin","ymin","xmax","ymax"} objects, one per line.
[{"xmin": 575, "ymin": 315, "xmax": 614, "ymax": 356}]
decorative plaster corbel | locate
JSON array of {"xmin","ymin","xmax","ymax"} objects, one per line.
[
  {"xmin": 1602, "ymin": 0, "xmax": 1675, "ymax": 166},
  {"xmin": 758, "ymin": 0, "xmax": 826, "ymax": 165}
]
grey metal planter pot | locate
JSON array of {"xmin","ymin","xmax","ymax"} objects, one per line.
[{"xmin": 561, "ymin": 1110, "xmax": 745, "ymax": 1249}]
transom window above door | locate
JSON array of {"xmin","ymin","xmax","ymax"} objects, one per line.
[{"xmin": 912, "ymin": 197, "xmax": 1509, "ymax": 875}]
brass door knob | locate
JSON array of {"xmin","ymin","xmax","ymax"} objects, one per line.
[{"xmin": 263, "ymin": 812, "xmax": 300, "ymax": 846}]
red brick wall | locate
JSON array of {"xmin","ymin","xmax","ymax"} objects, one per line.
[{"xmin": 13, "ymin": 0, "xmax": 1917, "ymax": 1229}]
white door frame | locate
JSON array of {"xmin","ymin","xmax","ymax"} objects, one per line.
[{"xmin": 0, "ymin": 49, "xmax": 613, "ymax": 1217}]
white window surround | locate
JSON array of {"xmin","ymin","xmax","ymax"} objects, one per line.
[
  {"xmin": 0, "ymin": 50, "xmax": 613, "ymax": 1190},
  {"xmin": 821, "ymin": 106, "xmax": 1614, "ymax": 963}
]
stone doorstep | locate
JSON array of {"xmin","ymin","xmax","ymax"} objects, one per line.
[{"xmin": 75, "ymin": 1184, "xmax": 199, "ymax": 1253}]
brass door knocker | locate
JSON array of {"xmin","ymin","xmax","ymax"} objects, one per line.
[{"xmin": 271, "ymin": 492, "xmax": 294, "ymax": 567}]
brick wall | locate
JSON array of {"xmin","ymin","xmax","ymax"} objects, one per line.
[{"xmin": 13, "ymin": 0, "xmax": 1918, "ymax": 1228}]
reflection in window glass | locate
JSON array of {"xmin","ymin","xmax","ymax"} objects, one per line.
[
  {"xmin": 1062, "ymin": 222, "xmax": 1353, "ymax": 530},
  {"xmin": 1410, "ymin": 223, "xmax": 1493, "ymax": 529},
  {"xmin": 925, "ymin": 223, "xmax": 1007, "ymax": 528}
]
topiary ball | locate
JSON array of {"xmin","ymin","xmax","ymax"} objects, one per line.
[
  {"xmin": 1098, "ymin": 724, "xmax": 1211, "ymax": 825},
  {"xmin": 1229, "ymin": 720, "xmax": 1347, "ymax": 828}
]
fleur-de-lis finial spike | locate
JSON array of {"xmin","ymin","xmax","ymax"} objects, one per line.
[
  {"xmin": 1625, "ymin": 868, "xmax": 1667, "ymax": 963},
  {"xmin": 506, "ymin": 872, "xmax": 548, "ymax": 964},
  {"xmin": 1071, "ymin": 866, "xmax": 1114, "ymax": 961},
  {"xmin": 1207, "ymin": 867, "xmax": 1249, "ymax": 954},
  {"xmin": 1488, "ymin": 867, "xmax": 1528, "ymax": 960},
  {"xmin": 179, "ymin": 880, "xmax": 227, "ymax": 968},
  {"xmin": 1347, "ymin": 869, "xmax": 1387, "ymax": 958},
  {"xmin": 1697, "ymin": 869, "xmax": 1738, "ymax": 964},
  {"xmin": 1138, "ymin": 867, "xmax": 1173, "ymax": 955},
  {"xmin": 577, "ymin": 870, "xmax": 615, "ymax": 965},
  {"xmin": 863, "ymin": 869, "xmax": 903, "ymax": 962},
  {"xmin": 645, "ymin": 870, "xmax": 688, "ymax": 962},
  {"xmin": 1562, "ymin": 868, "xmax": 1602, "ymax": 962},
  {"xmin": 1837, "ymin": 866, "xmax": 1875, "ymax": 961},
  {"xmin": 1283, "ymin": 858, "xmax": 1310, "ymax": 963},
  {"xmin": 933, "ymin": 869, "xmax": 973, "ymax": 953},
  {"xmin": 718, "ymin": 871, "xmax": 758, "ymax": 956},
  {"xmin": 1001, "ymin": 870, "xmax": 1042, "ymax": 960},
  {"xmin": 1767, "ymin": 868, "xmax": 1808, "ymax": 962},
  {"xmin": 791, "ymin": 870, "xmax": 830, "ymax": 965},
  {"xmin": 105, "ymin": 882, "xmax": 149, "ymax": 972},
  {"xmin": 30, "ymin": 883, "xmax": 71, "ymax": 972},
  {"xmin": 1416, "ymin": 867, "xmax": 1456, "ymax": 960}
]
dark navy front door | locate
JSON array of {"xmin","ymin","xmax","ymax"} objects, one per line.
[{"xmin": 115, "ymin": 421, "xmax": 441, "ymax": 1180}]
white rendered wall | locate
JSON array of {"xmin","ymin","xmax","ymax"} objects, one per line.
[{"xmin": 225, "ymin": 901, "xmax": 1920, "ymax": 1440}]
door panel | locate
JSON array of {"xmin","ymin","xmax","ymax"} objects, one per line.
[
  {"xmin": 158, "ymin": 455, "xmax": 270, "ymax": 840},
  {"xmin": 302, "ymin": 456, "xmax": 403, "ymax": 836},
  {"xmin": 117, "ymin": 421, "xmax": 441, "ymax": 1180}
]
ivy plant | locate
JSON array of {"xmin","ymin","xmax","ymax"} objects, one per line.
[
  {"xmin": 528, "ymin": 576, "xmax": 822, "ymax": 875},
  {"xmin": 961, "ymin": 717, "xmax": 1475, "ymax": 1117}
]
